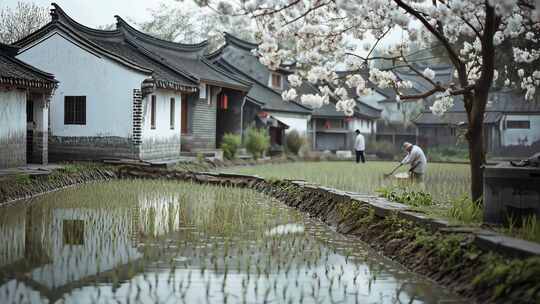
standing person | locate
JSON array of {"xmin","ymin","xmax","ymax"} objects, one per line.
[
  {"xmin": 354, "ymin": 129, "xmax": 365, "ymax": 163},
  {"xmin": 401, "ymin": 142, "xmax": 427, "ymax": 182}
]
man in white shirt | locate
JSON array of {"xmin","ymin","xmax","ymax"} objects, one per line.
[
  {"xmin": 354, "ymin": 129, "xmax": 365, "ymax": 163},
  {"xmin": 401, "ymin": 142, "xmax": 427, "ymax": 181}
]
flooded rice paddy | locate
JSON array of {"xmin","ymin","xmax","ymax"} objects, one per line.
[{"xmin": 0, "ymin": 180, "xmax": 464, "ymax": 303}]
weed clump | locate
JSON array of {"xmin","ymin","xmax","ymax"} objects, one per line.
[
  {"xmin": 377, "ymin": 187, "xmax": 434, "ymax": 207},
  {"xmin": 220, "ymin": 133, "xmax": 242, "ymax": 160},
  {"xmin": 245, "ymin": 127, "xmax": 270, "ymax": 160}
]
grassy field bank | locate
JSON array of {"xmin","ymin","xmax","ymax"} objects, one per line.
[{"xmin": 226, "ymin": 161, "xmax": 470, "ymax": 203}]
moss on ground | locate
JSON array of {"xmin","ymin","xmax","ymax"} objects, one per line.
[{"xmin": 268, "ymin": 181, "xmax": 540, "ymax": 304}]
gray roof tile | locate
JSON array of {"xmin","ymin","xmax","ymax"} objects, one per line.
[{"xmin": 0, "ymin": 43, "xmax": 56, "ymax": 89}]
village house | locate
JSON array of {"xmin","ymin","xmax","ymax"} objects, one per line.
[
  {"xmin": 0, "ymin": 42, "xmax": 57, "ymax": 169},
  {"xmin": 414, "ymin": 89, "xmax": 540, "ymax": 157},
  {"xmin": 365, "ymin": 64, "xmax": 453, "ymax": 148},
  {"xmin": 208, "ymin": 33, "xmax": 313, "ymax": 151},
  {"xmin": 13, "ymin": 4, "xmax": 250, "ymax": 162},
  {"xmin": 210, "ymin": 33, "xmax": 382, "ymax": 152},
  {"xmin": 293, "ymin": 81, "xmax": 382, "ymax": 151}
]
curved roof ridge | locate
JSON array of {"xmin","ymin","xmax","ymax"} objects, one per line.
[
  {"xmin": 205, "ymin": 43, "xmax": 226, "ymax": 61},
  {"xmin": 114, "ymin": 15, "xmax": 209, "ymax": 52},
  {"xmin": 15, "ymin": 20, "xmax": 153, "ymax": 75},
  {"xmin": 50, "ymin": 3, "xmax": 122, "ymax": 38},
  {"xmin": 223, "ymin": 32, "xmax": 258, "ymax": 51}
]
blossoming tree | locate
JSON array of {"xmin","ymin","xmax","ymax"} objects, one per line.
[{"xmin": 202, "ymin": 0, "xmax": 540, "ymax": 203}]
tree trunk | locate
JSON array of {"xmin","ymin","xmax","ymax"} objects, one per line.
[
  {"xmin": 464, "ymin": 3, "xmax": 499, "ymax": 205},
  {"xmin": 467, "ymin": 118, "xmax": 485, "ymax": 204}
]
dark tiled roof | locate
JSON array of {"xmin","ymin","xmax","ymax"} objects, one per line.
[
  {"xmin": 216, "ymin": 59, "xmax": 311, "ymax": 114},
  {"xmin": 394, "ymin": 63, "xmax": 454, "ymax": 93},
  {"xmin": 116, "ymin": 18, "xmax": 251, "ymax": 91},
  {"xmin": 89, "ymin": 39, "xmax": 197, "ymax": 89},
  {"xmin": 0, "ymin": 43, "xmax": 56, "ymax": 89},
  {"xmin": 414, "ymin": 90, "xmax": 540, "ymax": 125},
  {"xmin": 14, "ymin": 4, "xmax": 250, "ymax": 93}
]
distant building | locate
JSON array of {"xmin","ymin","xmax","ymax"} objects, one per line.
[
  {"xmin": 14, "ymin": 4, "xmax": 250, "ymax": 161},
  {"xmin": 208, "ymin": 33, "xmax": 312, "ymax": 152},
  {"xmin": 0, "ymin": 42, "xmax": 56, "ymax": 169},
  {"xmin": 415, "ymin": 89, "xmax": 540, "ymax": 156},
  {"xmin": 295, "ymin": 81, "xmax": 382, "ymax": 151}
]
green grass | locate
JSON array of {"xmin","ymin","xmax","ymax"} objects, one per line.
[
  {"xmin": 225, "ymin": 161, "xmax": 470, "ymax": 203},
  {"xmin": 225, "ymin": 161, "xmax": 476, "ymax": 224}
]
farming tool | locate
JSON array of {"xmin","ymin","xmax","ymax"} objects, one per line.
[{"xmin": 383, "ymin": 163, "xmax": 403, "ymax": 178}]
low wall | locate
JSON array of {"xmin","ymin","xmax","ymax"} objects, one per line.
[
  {"xmin": 1, "ymin": 165, "xmax": 539, "ymax": 303},
  {"xmin": 48, "ymin": 136, "xmax": 138, "ymax": 161}
]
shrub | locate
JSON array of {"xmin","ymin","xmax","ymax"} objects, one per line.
[
  {"xmin": 220, "ymin": 133, "xmax": 242, "ymax": 160},
  {"xmin": 285, "ymin": 130, "xmax": 304, "ymax": 155},
  {"xmin": 366, "ymin": 140, "xmax": 399, "ymax": 160},
  {"xmin": 427, "ymin": 145, "xmax": 469, "ymax": 162},
  {"xmin": 245, "ymin": 127, "xmax": 270, "ymax": 160}
]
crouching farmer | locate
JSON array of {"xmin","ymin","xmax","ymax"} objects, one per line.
[{"xmin": 401, "ymin": 142, "xmax": 427, "ymax": 182}]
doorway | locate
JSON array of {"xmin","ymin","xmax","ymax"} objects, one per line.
[{"xmin": 26, "ymin": 97, "xmax": 34, "ymax": 162}]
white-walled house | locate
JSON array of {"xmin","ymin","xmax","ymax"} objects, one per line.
[
  {"xmin": 0, "ymin": 43, "xmax": 56, "ymax": 169},
  {"xmin": 14, "ymin": 4, "xmax": 250, "ymax": 161}
]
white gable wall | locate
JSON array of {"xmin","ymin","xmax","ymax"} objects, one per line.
[
  {"xmin": 349, "ymin": 118, "xmax": 374, "ymax": 134},
  {"xmin": 17, "ymin": 32, "xmax": 148, "ymax": 138},
  {"xmin": 500, "ymin": 114, "xmax": 540, "ymax": 146},
  {"xmin": 269, "ymin": 112, "xmax": 310, "ymax": 135}
]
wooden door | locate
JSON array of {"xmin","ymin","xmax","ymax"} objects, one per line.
[{"xmin": 181, "ymin": 95, "xmax": 188, "ymax": 134}]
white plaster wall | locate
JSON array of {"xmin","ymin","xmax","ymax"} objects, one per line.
[
  {"xmin": 142, "ymin": 89, "xmax": 183, "ymax": 142},
  {"xmin": 501, "ymin": 114, "xmax": 540, "ymax": 146},
  {"xmin": 350, "ymin": 118, "xmax": 373, "ymax": 134},
  {"xmin": 0, "ymin": 90, "xmax": 26, "ymax": 140},
  {"xmin": 270, "ymin": 112, "xmax": 310, "ymax": 135},
  {"xmin": 17, "ymin": 32, "xmax": 148, "ymax": 138}
]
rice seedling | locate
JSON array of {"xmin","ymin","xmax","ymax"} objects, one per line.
[
  {"xmin": 0, "ymin": 179, "xmax": 465, "ymax": 303},
  {"xmin": 225, "ymin": 161, "xmax": 470, "ymax": 203}
]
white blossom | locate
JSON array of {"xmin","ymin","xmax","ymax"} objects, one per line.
[
  {"xmin": 430, "ymin": 90, "xmax": 454, "ymax": 116},
  {"xmin": 300, "ymin": 94, "xmax": 325, "ymax": 108},
  {"xmin": 423, "ymin": 68, "xmax": 436, "ymax": 80},
  {"xmin": 287, "ymin": 74, "xmax": 302, "ymax": 87},
  {"xmin": 282, "ymin": 88, "xmax": 297, "ymax": 101}
]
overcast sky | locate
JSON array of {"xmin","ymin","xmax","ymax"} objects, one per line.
[
  {"xmin": 2, "ymin": 0, "xmax": 405, "ymax": 55},
  {"xmin": 2, "ymin": 0, "xmax": 197, "ymax": 27}
]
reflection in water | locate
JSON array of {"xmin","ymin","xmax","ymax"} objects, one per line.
[{"xmin": 0, "ymin": 180, "xmax": 465, "ymax": 303}]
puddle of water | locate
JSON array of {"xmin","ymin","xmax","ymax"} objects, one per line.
[{"xmin": 0, "ymin": 180, "xmax": 466, "ymax": 303}]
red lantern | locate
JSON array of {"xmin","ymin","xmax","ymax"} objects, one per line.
[{"xmin": 324, "ymin": 120, "xmax": 331, "ymax": 129}]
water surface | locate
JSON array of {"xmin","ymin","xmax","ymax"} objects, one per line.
[{"xmin": 0, "ymin": 180, "xmax": 465, "ymax": 303}]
